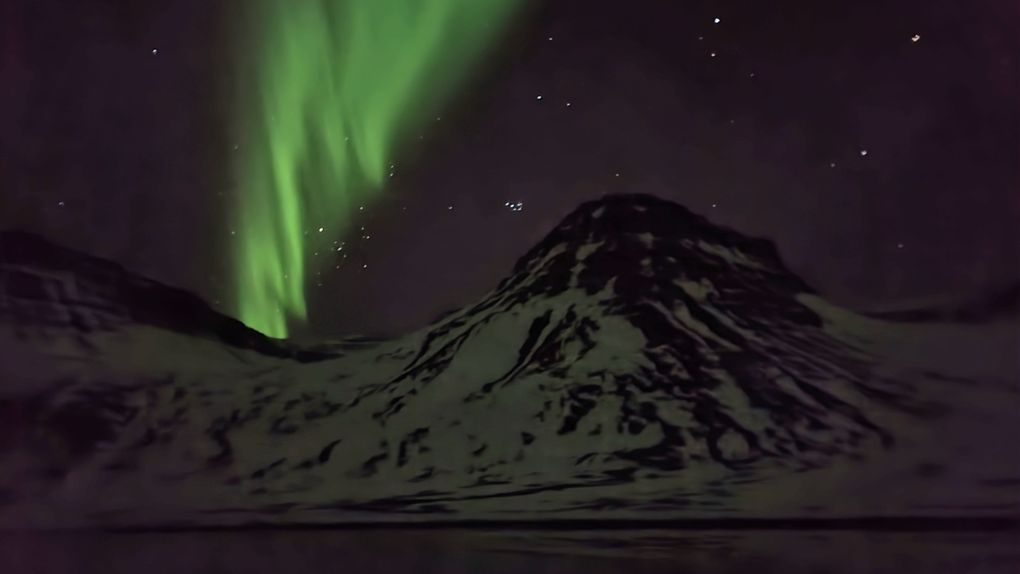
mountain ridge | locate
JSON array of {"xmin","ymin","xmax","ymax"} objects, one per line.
[{"xmin": 0, "ymin": 229, "xmax": 331, "ymax": 361}]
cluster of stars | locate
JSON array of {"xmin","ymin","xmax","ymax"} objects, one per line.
[{"xmin": 303, "ymin": 194, "xmax": 514, "ymax": 284}]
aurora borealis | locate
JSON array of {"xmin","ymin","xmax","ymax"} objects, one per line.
[
  {"xmin": 5, "ymin": 0, "xmax": 1017, "ymax": 340},
  {"xmin": 232, "ymin": 0, "xmax": 523, "ymax": 337}
]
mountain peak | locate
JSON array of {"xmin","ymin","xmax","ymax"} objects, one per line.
[
  {"xmin": 516, "ymin": 194, "xmax": 790, "ymax": 273},
  {"xmin": 501, "ymin": 194, "xmax": 813, "ymax": 306}
]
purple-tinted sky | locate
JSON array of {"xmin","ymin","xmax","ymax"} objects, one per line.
[{"xmin": 2, "ymin": 0, "xmax": 1017, "ymax": 338}]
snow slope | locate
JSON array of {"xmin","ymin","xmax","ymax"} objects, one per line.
[{"xmin": 0, "ymin": 194, "xmax": 1017, "ymax": 528}]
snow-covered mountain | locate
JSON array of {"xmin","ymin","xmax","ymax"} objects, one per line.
[{"xmin": 1, "ymin": 194, "xmax": 1017, "ymax": 528}]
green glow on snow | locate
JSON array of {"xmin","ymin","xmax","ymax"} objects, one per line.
[{"xmin": 232, "ymin": 0, "xmax": 522, "ymax": 337}]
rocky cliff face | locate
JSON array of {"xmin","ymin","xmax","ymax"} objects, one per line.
[{"xmin": 0, "ymin": 195, "xmax": 1016, "ymax": 527}]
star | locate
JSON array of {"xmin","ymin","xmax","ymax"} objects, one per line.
[
  {"xmin": 896, "ymin": 242, "xmax": 905, "ymax": 249},
  {"xmin": 318, "ymin": 226, "xmax": 324, "ymax": 232},
  {"xmin": 57, "ymin": 201, "xmax": 65, "ymax": 207},
  {"xmin": 151, "ymin": 49, "xmax": 158, "ymax": 55},
  {"xmin": 710, "ymin": 52, "xmax": 717, "ymax": 58},
  {"xmin": 860, "ymin": 149, "xmax": 868, "ymax": 157},
  {"xmin": 911, "ymin": 34, "xmax": 921, "ymax": 43},
  {"xmin": 536, "ymin": 95, "xmax": 543, "ymax": 100},
  {"xmin": 714, "ymin": 17, "xmax": 721, "ymax": 24}
]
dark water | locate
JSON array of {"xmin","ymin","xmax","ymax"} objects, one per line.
[{"xmin": 1, "ymin": 529, "xmax": 1017, "ymax": 573}]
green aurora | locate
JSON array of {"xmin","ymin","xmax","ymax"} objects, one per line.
[{"xmin": 232, "ymin": 0, "xmax": 523, "ymax": 338}]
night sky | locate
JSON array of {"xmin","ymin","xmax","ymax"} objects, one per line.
[{"xmin": 2, "ymin": 0, "xmax": 1017, "ymax": 339}]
